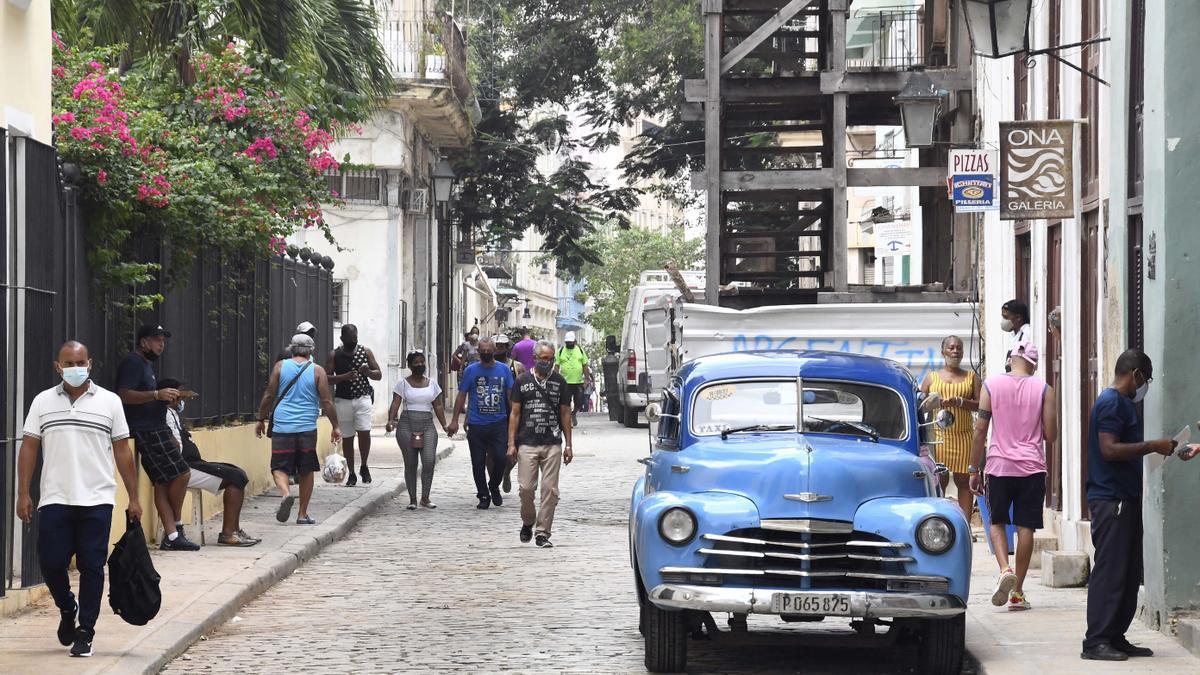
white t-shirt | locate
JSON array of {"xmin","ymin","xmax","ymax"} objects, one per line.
[
  {"xmin": 395, "ymin": 378, "xmax": 443, "ymax": 412},
  {"xmin": 1007, "ymin": 322, "xmax": 1032, "ymax": 351},
  {"xmin": 22, "ymin": 382, "xmax": 130, "ymax": 507}
]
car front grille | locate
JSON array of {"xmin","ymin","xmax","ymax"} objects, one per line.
[{"xmin": 660, "ymin": 524, "xmax": 949, "ymax": 592}]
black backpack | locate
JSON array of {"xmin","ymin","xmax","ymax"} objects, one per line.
[{"xmin": 107, "ymin": 512, "xmax": 162, "ymax": 626}]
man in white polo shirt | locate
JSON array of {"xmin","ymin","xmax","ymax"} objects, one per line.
[{"xmin": 16, "ymin": 341, "xmax": 143, "ymax": 658}]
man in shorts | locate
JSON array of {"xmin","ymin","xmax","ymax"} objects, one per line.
[
  {"xmin": 116, "ymin": 324, "xmax": 199, "ymax": 551},
  {"xmin": 968, "ymin": 341, "xmax": 1057, "ymax": 611},
  {"xmin": 256, "ymin": 334, "xmax": 341, "ymax": 524},
  {"xmin": 326, "ymin": 324, "xmax": 381, "ymax": 486},
  {"xmin": 161, "ymin": 378, "xmax": 260, "ymax": 546}
]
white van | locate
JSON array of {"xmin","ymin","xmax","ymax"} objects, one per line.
[{"xmin": 614, "ymin": 270, "xmax": 704, "ymax": 427}]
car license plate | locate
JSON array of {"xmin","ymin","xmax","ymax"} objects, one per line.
[{"xmin": 771, "ymin": 593, "xmax": 852, "ymax": 615}]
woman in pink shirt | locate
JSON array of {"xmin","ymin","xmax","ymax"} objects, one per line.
[{"xmin": 968, "ymin": 341, "xmax": 1058, "ymax": 612}]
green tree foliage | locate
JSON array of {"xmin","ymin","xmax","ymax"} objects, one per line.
[{"xmin": 575, "ymin": 226, "xmax": 703, "ymax": 339}]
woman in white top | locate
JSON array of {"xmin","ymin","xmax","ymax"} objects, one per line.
[
  {"xmin": 1001, "ymin": 299, "xmax": 1032, "ymax": 370},
  {"xmin": 386, "ymin": 351, "xmax": 449, "ymax": 509}
]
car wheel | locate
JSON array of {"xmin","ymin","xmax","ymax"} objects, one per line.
[
  {"xmin": 643, "ymin": 601, "xmax": 687, "ymax": 672},
  {"xmin": 623, "ymin": 405, "xmax": 640, "ymax": 428},
  {"xmin": 914, "ymin": 614, "xmax": 965, "ymax": 675}
]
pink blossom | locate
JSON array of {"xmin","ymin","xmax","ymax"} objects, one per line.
[
  {"xmin": 97, "ymin": 170, "xmax": 108, "ymax": 185},
  {"xmin": 52, "ymin": 112, "xmax": 76, "ymax": 125},
  {"xmin": 89, "ymin": 61, "xmax": 105, "ymax": 72},
  {"xmin": 69, "ymin": 126, "xmax": 92, "ymax": 140},
  {"xmin": 244, "ymin": 136, "xmax": 279, "ymax": 163},
  {"xmin": 52, "ymin": 31, "xmax": 65, "ymax": 50}
]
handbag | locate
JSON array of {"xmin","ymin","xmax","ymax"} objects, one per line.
[
  {"xmin": 267, "ymin": 361, "xmax": 312, "ymax": 438},
  {"xmin": 411, "ymin": 430, "xmax": 425, "ymax": 449}
]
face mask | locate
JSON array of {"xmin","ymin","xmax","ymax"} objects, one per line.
[
  {"xmin": 1134, "ymin": 382, "xmax": 1149, "ymax": 403},
  {"xmin": 497, "ymin": 350, "xmax": 509, "ymax": 361},
  {"xmin": 411, "ymin": 365, "xmax": 426, "ymax": 377},
  {"xmin": 61, "ymin": 366, "xmax": 89, "ymax": 388},
  {"xmin": 565, "ymin": 342, "xmax": 576, "ymax": 349},
  {"xmin": 468, "ymin": 335, "xmax": 479, "ymax": 344},
  {"xmin": 142, "ymin": 348, "xmax": 160, "ymax": 362},
  {"xmin": 342, "ymin": 340, "xmax": 357, "ymax": 351},
  {"xmin": 999, "ymin": 319, "xmax": 1014, "ymax": 333},
  {"xmin": 479, "ymin": 352, "xmax": 495, "ymax": 364},
  {"xmin": 177, "ymin": 400, "xmax": 186, "ymax": 415},
  {"xmin": 535, "ymin": 359, "xmax": 553, "ymax": 375}
]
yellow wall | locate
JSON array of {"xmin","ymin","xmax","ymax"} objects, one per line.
[
  {"xmin": 0, "ymin": 0, "xmax": 53, "ymax": 143},
  {"xmin": 110, "ymin": 420, "xmax": 337, "ymax": 546}
]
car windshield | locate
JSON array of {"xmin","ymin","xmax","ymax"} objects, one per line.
[{"xmin": 690, "ymin": 379, "xmax": 908, "ymax": 440}]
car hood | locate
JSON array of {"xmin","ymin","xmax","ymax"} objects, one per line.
[{"xmin": 660, "ymin": 435, "xmax": 929, "ymax": 522}]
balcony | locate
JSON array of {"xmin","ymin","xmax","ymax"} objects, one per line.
[
  {"xmin": 846, "ymin": 5, "xmax": 926, "ymax": 71},
  {"xmin": 381, "ymin": 10, "xmax": 475, "ymax": 149}
]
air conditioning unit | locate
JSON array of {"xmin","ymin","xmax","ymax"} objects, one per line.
[{"xmin": 403, "ymin": 188, "xmax": 428, "ymax": 214}]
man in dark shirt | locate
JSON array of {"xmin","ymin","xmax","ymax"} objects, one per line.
[
  {"xmin": 326, "ymin": 324, "xmax": 381, "ymax": 486},
  {"xmin": 116, "ymin": 325, "xmax": 199, "ymax": 551},
  {"xmin": 1081, "ymin": 349, "xmax": 1176, "ymax": 661},
  {"xmin": 507, "ymin": 341, "xmax": 573, "ymax": 548}
]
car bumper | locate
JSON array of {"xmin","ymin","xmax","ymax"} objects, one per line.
[
  {"xmin": 623, "ymin": 392, "xmax": 650, "ymax": 408},
  {"xmin": 648, "ymin": 584, "xmax": 965, "ymax": 618}
]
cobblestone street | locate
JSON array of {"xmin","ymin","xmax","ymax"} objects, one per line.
[{"xmin": 165, "ymin": 416, "xmax": 942, "ymax": 674}]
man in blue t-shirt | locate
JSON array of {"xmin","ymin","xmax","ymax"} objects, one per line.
[
  {"xmin": 1081, "ymin": 349, "xmax": 1177, "ymax": 661},
  {"xmin": 448, "ymin": 337, "xmax": 514, "ymax": 509}
]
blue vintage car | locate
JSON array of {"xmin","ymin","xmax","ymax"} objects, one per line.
[{"xmin": 629, "ymin": 351, "xmax": 971, "ymax": 673}]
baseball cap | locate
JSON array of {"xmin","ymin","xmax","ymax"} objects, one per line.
[
  {"xmin": 565, "ymin": 331, "xmax": 577, "ymax": 342},
  {"xmin": 494, "ymin": 334, "xmax": 510, "ymax": 345},
  {"xmin": 137, "ymin": 324, "xmax": 171, "ymax": 341},
  {"xmin": 1011, "ymin": 340, "xmax": 1039, "ymax": 367},
  {"xmin": 296, "ymin": 321, "xmax": 316, "ymax": 334},
  {"xmin": 290, "ymin": 333, "xmax": 316, "ymax": 349}
]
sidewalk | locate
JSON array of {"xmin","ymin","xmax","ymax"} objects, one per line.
[
  {"xmin": 0, "ymin": 430, "xmax": 453, "ymax": 675},
  {"xmin": 964, "ymin": 530, "xmax": 1198, "ymax": 674}
]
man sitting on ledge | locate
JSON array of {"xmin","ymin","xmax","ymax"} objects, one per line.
[{"xmin": 161, "ymin": 379, "xmax": 261, "ymax": 547}]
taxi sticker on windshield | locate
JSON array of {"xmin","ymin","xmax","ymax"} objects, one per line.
[{"xmin": 701, "ymin": 384, "xmax": 736, "ymax": 401}]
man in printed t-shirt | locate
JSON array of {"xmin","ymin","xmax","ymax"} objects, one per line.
[
  {"xmin": 508, "ymin": 341, "xmax": 573, "ymax": 548},
  {"xmin": 448, "ymin": 337, "xmax": 514, "ymax": 509}
]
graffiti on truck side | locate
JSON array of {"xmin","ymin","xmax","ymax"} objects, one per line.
[{"xmin": 730, "ymin": 334, "xmax": 938, "ymax": 381}]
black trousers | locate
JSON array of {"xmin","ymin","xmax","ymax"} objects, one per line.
[
  {"xmin": 38, "ymin": 504, "xmax": 114, "ymax": 632},
  {"xmin": 1084, "ymin": 499, "xmax": 1142, "ymax": 649},
  {"xmin": 466, "ymin": 421, "xmax": 507, "ymax": 499}
]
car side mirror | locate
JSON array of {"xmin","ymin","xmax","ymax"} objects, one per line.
[
  {"xmin": 646, "ymin": 403, "xmax": 662, "ymax": 422},
  {"xmin": 918, "ymin": 392, "xmax": 942, "ymax": 413},
  {"xmin": 936, "ymin": 409, "xmax": 955, "ymax": 429}
]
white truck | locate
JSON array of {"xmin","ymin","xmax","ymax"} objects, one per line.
[
  {"xmin": 641, "ymin": 298, "xmax": 981, "ymax": 392},
  {"xmin": 615, "ymin": 270, "xmax": 705, "ymax": 427}
]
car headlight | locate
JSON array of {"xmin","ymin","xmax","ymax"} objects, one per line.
[
  {"xmin": 916, "ymin": 516, "xmax": 955, "ymax": 554},
  {"xmin": 658, "ymin": 507, "xmax": 696, "ymax": 545}
]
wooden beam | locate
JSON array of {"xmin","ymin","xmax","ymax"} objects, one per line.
[
  {"xmin": 719, "ymin": 0, "xmax": 817, "ymax": 74},
  {"xmin": 720, "ymin": 169, "xmax": 836, "ymax": 191},
  {"xmin": 846, "ymin": 167, "xmax": 949, "ymax": 187},
  {"xmin": 820, "ymin": 69, "xmax": 974, "ymax": 94},
  {"xmin": 703, "ymin": 2, "xmax": 722, "ymax": 304},
  {"xmin": 686, "ymin": 77, "xmax": 820, "ymax": 102},
  {"xmin": 681, "ymin": 101, "xmax": 704, "ymax": 122},
  {"xmin": 831, "ymin": 94, "xmax": 848, "ymax": 292}
]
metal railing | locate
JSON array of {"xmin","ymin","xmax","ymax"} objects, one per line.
[
  {"xmin": 380, "ymin": 10, "xmax": 472, "ymax": 107},
  {"xmin": 323, "ymin": 168, "xmax": 387, "ymax": 205},
  {"xmin": 846, "ymin": 7, "xmax": 926, "ymax": 71}
]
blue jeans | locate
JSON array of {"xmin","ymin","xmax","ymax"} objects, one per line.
[
  {"xmin": 466, "ymin": 421, "xmax": 508, "ymax": 499},
  {"xmin": 38, "ymin": 504, "xmax": 113, "ymax": 632}
]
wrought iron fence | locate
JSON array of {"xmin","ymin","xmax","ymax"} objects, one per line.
[{"xmin": 846, "ymin": 7, "xmax": 926, "ymax": 70}]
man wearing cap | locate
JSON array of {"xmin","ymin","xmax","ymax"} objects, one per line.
[
  {"xmin": 277, "ymin": 321, "xmax": 318, "ymax": 363},
  {"xmin": 256, "ymin": 333, "xmax": 341, "ymax": 524},
  {"xmin": 117, "ymin": 325, "xmax": 200, "ymax": 551},
  {"xmin": 554, "ymin": 331, "xmax": 591, "ymax": 426},
  {"xmin": 968, "ymin": 340, "xmax": 1057, "ymax": 612}
]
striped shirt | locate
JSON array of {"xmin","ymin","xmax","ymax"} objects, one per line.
[{"xmin": 22, "ymin": 382, "xmax": 130, "ymax": 507}]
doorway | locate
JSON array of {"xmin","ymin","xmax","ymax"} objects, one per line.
[{"xmin": 1045, "ymin": 224, "xmax": 1063, "ymax": 510}]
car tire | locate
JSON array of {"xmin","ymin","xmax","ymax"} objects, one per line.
[
  {"xmin": 914, "ymin": 614, "xmax": 965, "ymax": 675},
  {"xmin": 643, "ymin": 601, "xmax": 687, "ymax": 672},
  {"xmin": 623, "ymin": 405, "xmax": 640, "ymax": 428}
]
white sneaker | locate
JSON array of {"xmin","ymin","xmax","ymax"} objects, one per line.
[{"xmin": 991, "ymin": 568, "xmax": 1017, "ymax": 606}]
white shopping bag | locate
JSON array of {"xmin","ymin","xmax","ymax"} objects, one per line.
[{"xmin": 322, "ymin": 443, "xmax": 348, "ymax": 484}]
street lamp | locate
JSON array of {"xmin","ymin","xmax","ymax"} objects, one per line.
[
  {"xmin": 432, "ymin": 159, "xmax": 456, "ymax": 204},
  {"xmin": 523, "ymin": 306, "xmax": 532, "ymax": 320},
  {"xmin": 893, "ymin": 70, "xmax": 945, "ymax": 148},
  {"xmin": 961, "ymin": 0, "xmax": 1031, "ymax": 59}
]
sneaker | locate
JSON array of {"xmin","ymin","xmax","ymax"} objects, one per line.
[
  {"xmin": 217, "ymin": 532, "xmax": 259, "ymax": 547},
  {"xmin": 276, "ymin": 495, "xmax": 296, "ymax": 522},
  {"xmin": 69, "ymin": 627, "xmax": 93, "ymax": 657},
  {"xmin": 491, "ymin": 489, "xmax": 503, "ymax": 507},
  {"xmin": 1007, "ymin": 591, "xmax": 1031, "ymax": 611},
  {"xmin": 421, "ymin": 499, "xmax": 437, "ymax": 509},
  {"xmin": 345, "ymin": 472, "xmax": 358, "ymax": 487},
  {"xmin": 991, "ymin": 567, "xmax": 1017, "ymax": 606},
  {"xmin": 235, "ymin": 529, "xmax": 261, "ymax": 544},
  {"xmin": 160, "ymin": 533, "xmax": 200, "ymax": 551},
  {"xmin": 520, "ymin": 524, "xmax": 533, "ymax": 543},
  {"xmin": 57, "ymin": 602, "xmax": 78, "ymax": 646},
  {"xmin": 360, "ymin": 466, "xmax": 372, "ymax": 484},
  {"xmin": 535, "ymin": 534, "xmax": 554, "ymax": 548},
  {"xmin": 406, "ymin": 503, "xmax": 418, "ymax": 511},
  {"xmin": 476, "ymin": 497, "xmax": 490, "ymax": 510},
  {"xmin": 296, "ymin": 515, "xmax": 317, "ymax": 525}
]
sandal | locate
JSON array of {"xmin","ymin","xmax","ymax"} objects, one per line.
[
  {"xmin": 276, "ymin": 495, "xmax": 295, "ymax": 523},
  {"xmin": 296, "ymin": 515, "xmax": 316, "ymax": 525},
  {"xmin": 421, "ymin": 499, "xmax": 437, "ymax": 509},
  {"xmin": 406, "ymin": 503, "xmax": 418, "ymax": 511}
]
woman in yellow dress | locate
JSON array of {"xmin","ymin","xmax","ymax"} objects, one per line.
[{"xmin": 920, "ymin": 335, "xmax": 980, "ymax": 519}]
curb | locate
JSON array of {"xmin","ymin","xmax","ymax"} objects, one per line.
[{"xmin": 104, "ymin": 443, "xmax": 454, "ymax": 675}]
